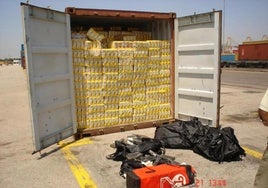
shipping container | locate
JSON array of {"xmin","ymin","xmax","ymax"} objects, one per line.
[
  {"xmin": 21, "ymin": 3, "xmax": 222, "ymax": 152},
  {"xmin": 238, "ymin": 41, "xmax": 268, "ymax": 61},
  {"xmin": 221, "ymin": 54, "xmax": 235, "ymax": 62}
]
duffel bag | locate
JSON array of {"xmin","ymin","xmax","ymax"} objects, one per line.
[{"xmin": 126, "ymin": 164, "xmax": 196, "ymax": 188}]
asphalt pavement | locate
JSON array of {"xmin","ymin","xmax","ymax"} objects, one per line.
[{"xmin": 0, "ymin": 65, "xmax": 267, "ymax": 188}]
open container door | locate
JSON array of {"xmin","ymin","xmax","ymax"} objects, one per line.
[
  {"xmin": 21, "ymin": 4, "xmax": 77, "ymax": 152},
  {"xmin": 174, "ymin": 11, "xmax": 222, "ymax": 127}
]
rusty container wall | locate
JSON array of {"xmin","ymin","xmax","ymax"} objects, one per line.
[
  {"xmin": 238, "ymin": 41, "xmax": 268, "ymax": 61},
  {"xmin": 65, "ymin": 7, "xmax": 176, "ymax": 136}
]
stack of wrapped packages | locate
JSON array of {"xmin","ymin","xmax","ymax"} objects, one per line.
[{"xmin": 71, "ymin": 27, "xmax": 172, "ymax": 130}]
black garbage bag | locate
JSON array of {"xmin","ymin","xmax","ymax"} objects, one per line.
[
  {"xmin": 193, "ymin": 127, "xmax": 246, "ymax": 162},
  {"xmin": 154, "ymin": 118, "xmax": 209, "ymax": 149},
  {"xmin": 154, "ymin": 118, "xmax": 245, "ymax": 163}
]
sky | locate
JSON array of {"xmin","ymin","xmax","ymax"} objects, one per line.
[{"xmin": 0, "ymin": 0, "xmax": 267, "ymax": 58}]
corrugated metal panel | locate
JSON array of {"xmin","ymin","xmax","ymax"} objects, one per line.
[
  {"xmin": 65, "ymin": 7, "xmax": 176, "ymax": 19},
  {"xmin": 238, "ymin": 43, "xmax": 268, "ymax": 61},
  {"xmin": 242, "ymin": 40, "xmax": 268, "ymax": 45},
  {"xmin": 174, "ymin": 11, "xmax": 221, "ymax": 127},
  {"xmin": 21, "ymin": 4, "xmax": 77, "ymax": 152}
]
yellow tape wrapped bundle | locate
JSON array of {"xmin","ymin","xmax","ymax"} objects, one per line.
[{"xmin": 72, "ymin": 28, "xmax": 172, "ymax": 129}]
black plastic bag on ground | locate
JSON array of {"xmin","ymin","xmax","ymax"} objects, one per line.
[
  {"xmin": 193, "ymin": 127, "xmax": 246, "ymax": 162},
  {"xmin": 154, "ymin": 118, "xmax": 246, "ymax": 163},
  {"xmin": 154, "ymin": 118, "xmax": 209, "ymax": 149}
]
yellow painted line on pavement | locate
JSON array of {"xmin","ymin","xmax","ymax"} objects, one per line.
[
  {"xmin": 60, "ymin": 138, "xmax": 97, "ymax": 188},
  {"xmin": 242, "ymin": 146, "xmax": 263, "ymax": 160}
]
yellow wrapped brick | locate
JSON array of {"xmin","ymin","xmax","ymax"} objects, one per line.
[
  {"xmin": 133, "ymin": 72, "xmax": 147, "ymax": 80},
  {"xmin": 103, "ymin": 66, "xmax": 119, "ymax": 73},
  {"xmin": 159, "ymin": 94, "xmax": 171, "ymax": 104},
  {"xmin": 89, "ymin": 118, "xmax": 105, "ymax": 128},
  {"xmin": 119, "ymin": 94, "xmax": 132, "ymax": 102},
  {"xmin": 133, "ymin": 49, "xmax": 148, "ymax": 58},
  {"xmin": 73, "ymin": 50, "xmax": 84, "ymax": 58},
  {"xmin": 133, "ymin": 105, "xmax": 146, "ymax": 113},
  {"xmin": 87, "ymin": 113, "xmax": 104, "ymax": 121},
  {"xmin": 119, "ymin": 57, "xmax": 133, "ymax": 67},
  {"xmin": 88, "ymin": 89, "xmax": 103, "ymax": 98},
  {"xmin": 119, "ymin": 65, "xmax": 133, "ymax": 74},
  {"xmin": 133, "ymin": 101, "xmax": 146, "ymax": 109},
  {"xmin": 88, "ymin": 104, "xmax": 105, "ymax": 113},
  {"xmin": 133, "ymin": 93, "xmax": 146, "ymax": 101},
  {"xmin": 88, "ymin": 73, "xmax": 103, "ymax": 83},
  {"xmin": 105, "ymin": 110, "xmax": 119, "ymax": 118},
  {"xmin": 105, "ymin": 117, "xmax": 119, "ymax": 126},
  {"xmin": 119, "ymin": 117, "xmax": 133, "ymax": 124},
  {"xmin": 101, "ymin": 49, "xmax": 118, "ymax": 58},
  {"xmin": 132, "ymin": 86, "xmax": 146, "ymax": 94},
  {"xmin": 102, "ymin": 57, "xmax": 118, "ymax": 67},
  {"xmin": 147, "ymin": 63, "xmax": 159, "ymax": 71},
  {"xmin": 105, "ymin": 103, "xmax": 119, "ymax": 111},
  {"xmin": 118, "ymin": 81, "xmax": 132, "ymax": 89},
  {"xmin": 86, "ymin": 66, "xmax": 103, "ymax": 75},
  {"xmin": 103, "ymin": 73, "xmax": 118, "ymax": 82},
  {"xmin": 161, "ymin": 48, "xmax": 171, "ymax": 56},
  {"xmin": 133, "ymin": 57, "xmax": 148, "ymax": 64},
  {"xmin": 84, "ymin": 49, "xmax": 102, "ymax": 58},
  {"xmin": 104, "ymin": 96, "xmax": 119, "ymax": 104},
  {"xmin": 84, "ymin": 57, "xmax": 102, "ymax": 67},
  {"xmin": 87, "ymin": 81, "xmax": 103, "ymax": 90},
  {"xmin": 118, "ymin": 73, "xmax": 133, "ymax": 81},
  {"xmin": 146, "ymin": 114, "xmax": 159, "ymax": 121},
  {"xmin": 103, "ymin": 89, "xmax": 119, "ymax": 97},
  {"xmin": 119, "ymin": 101, "xmax": 133, "ymax": 109},
  {"xmin": 133, "ymin": 114, "xmax": 146, "ymax": 122},
  {"xmin": 146, "ymin": 78, "xmax": 160, "ymax": 86},
  {"xmin": 147, "ymin": 70, "xmax": 159, "ymax": 78},
  {"xmin": 147, "ymin": 40, "xmax": 162, "ymax": 48},
  {"xmin": 87, "ymin": 28, "xmax": 105, "ymax": 41},
  {"xmin": 149, "ymin": 56, "xmax": 161, "ymax": 66},
  {"xmin": 159, "ymin": 69, "xmax": 170, "ymax": 77},
  {"xmin": 88, "ymin": 97, "xmax": 104, "ymax": 105},
  {"xmin": 133, "ymin": 64, "xmax": 147, "ymax": 73},
  {"xmin": 158, "ymin": 77, "xmax": 170, "ymax": 84},
  {"xmin": 110, "ymin": 41, "xmax": 134, "ymax": 48},
  {"xmin": 132, "ymin": 79, "xmax": 145, "ymax": 87},
  {"xmin": 117, "ymin": 48, "xmax": 134, "ymax": 57},
  {"xmin": 158, "ymin": 103, "xmax": 172, "ymax": 119},
  {"xmin": 148, "ymin": 48, "xmax": 161, "ymax": 57},
  {"xmin": 161, "ymin": 40, "xmax": 171, "ymax": 49},
  {"xmin": 119, "ymin": 109, "xmax": 133, "ymax": 118},
  {"xmin": 72, "ymin": 39, "xmax": 87, "ymax": 50},
  {"xmin": 119, "ymin": 88, "xmax": 132, "ymax": 96},
  {"xmin": 103, "ymin": 81, "xmax": 118, "ymax": 90}
]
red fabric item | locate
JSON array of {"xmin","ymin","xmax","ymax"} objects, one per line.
[{"xmin": 129, "ymin": 164, "xmax": 196, "ymax": 188}]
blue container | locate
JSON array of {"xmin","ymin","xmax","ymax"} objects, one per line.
[{"xmin": 221, "ymin": 54, "xmax": 235, "ymax": 62}]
